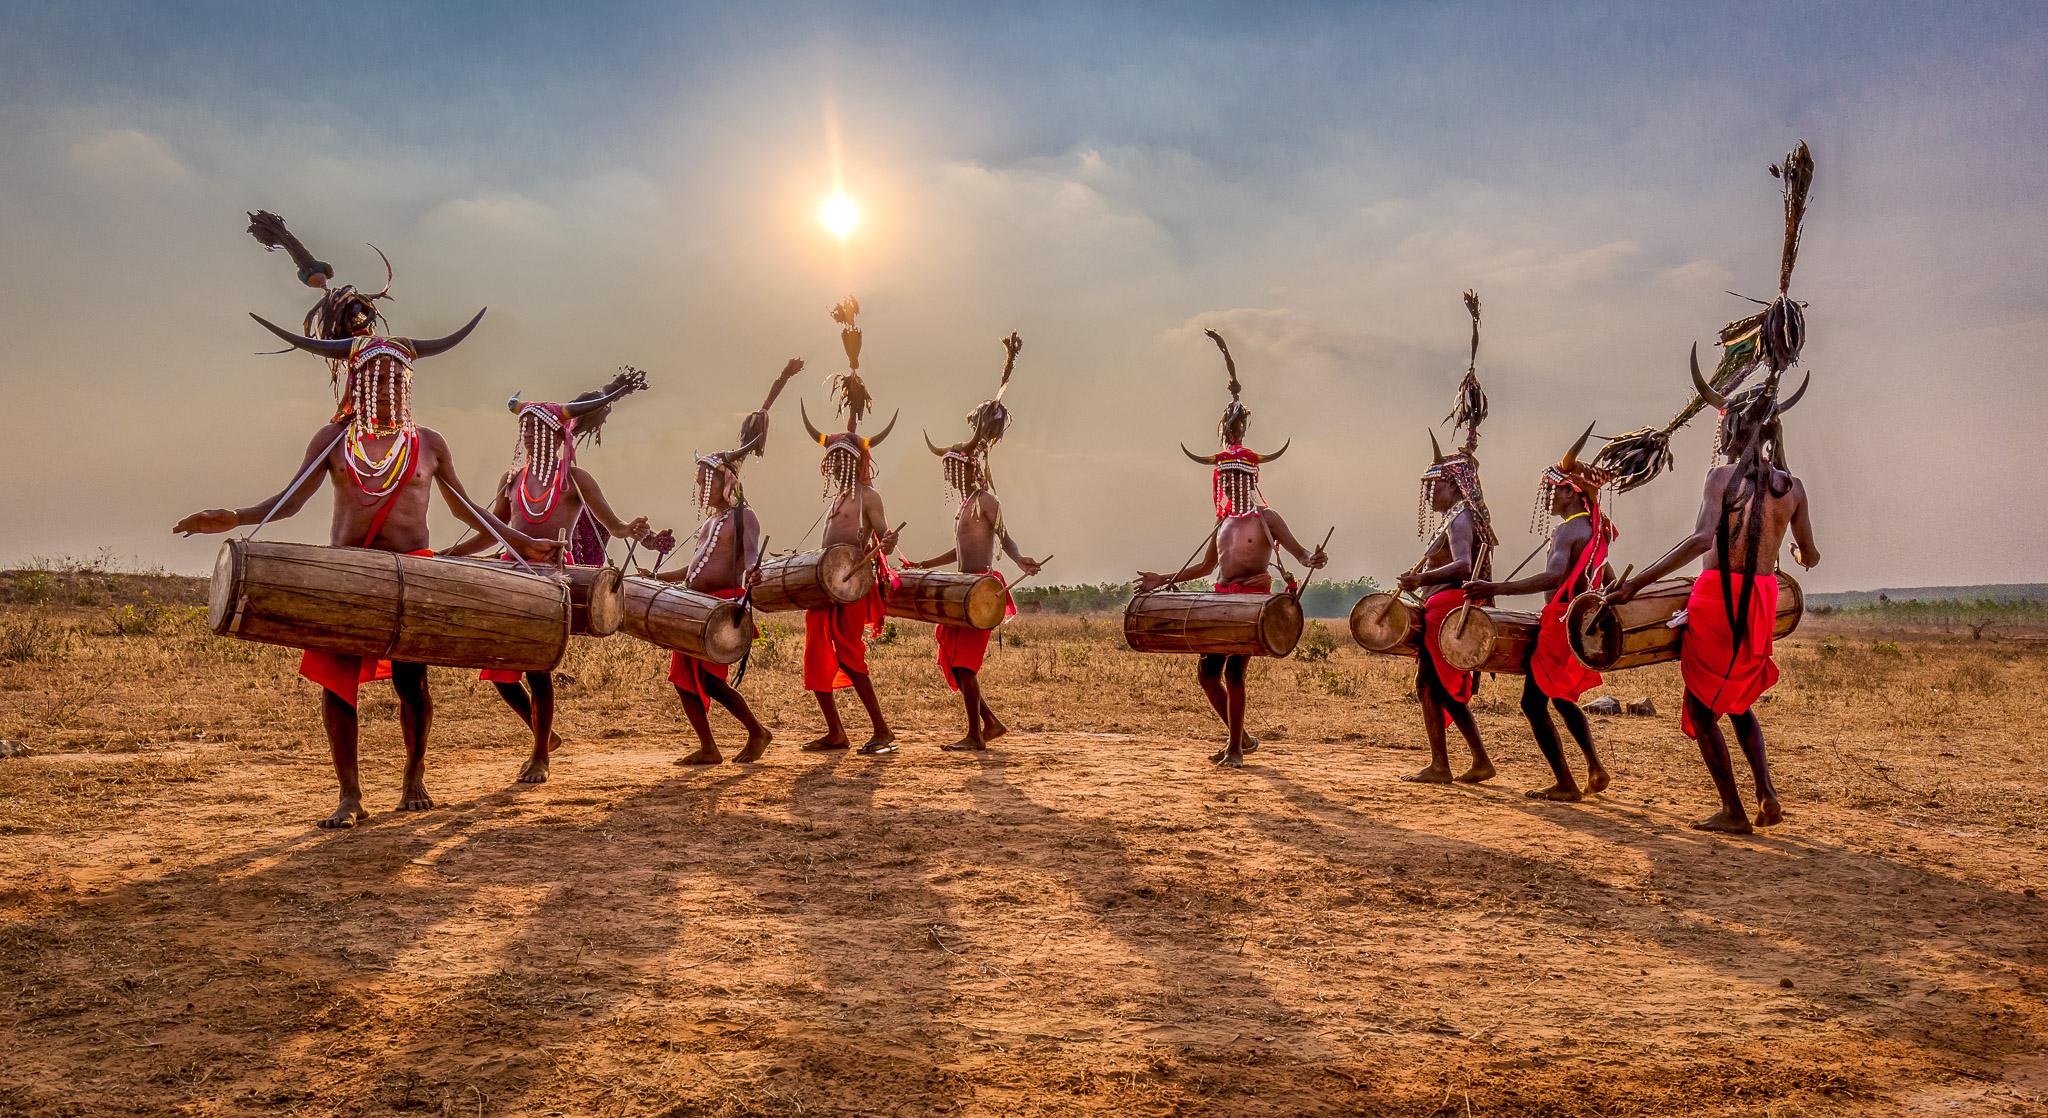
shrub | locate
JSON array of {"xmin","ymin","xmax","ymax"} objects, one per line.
[
  {"xmin": 105, "ymin": 592, "xmax": 179, "ymax": 637},
  {"xmin": 1295, "ymin": 621, "xmax": 1337, "ymax": 663},
  {"xmin": 0, "ymin": 611, "xmax": 70, "ymax": 664}
]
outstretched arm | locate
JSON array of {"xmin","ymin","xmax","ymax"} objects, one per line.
[
  {"xmin": 980, "ymin": 492, "xmax": 1044, "ymax": 575},
  {"xmin": 174, "ymin": 422, "xmax": 342, "ymax": 535},
  {"xmin": 1259, "ymin": 509, "xmax": 1327, "ymax": 569},
  {"xmin": 1611, "ymin": 470, "xmax": 1725, "ymax": 603},
  {"xmin": 440, "ymin": 473, "xmax": 514, "ymax": 557},
  {"xmin": 424, "ymin": 431, "xmax": 561, "ymax": 563},
  {"xmin": 904, "ymin": 548, "xmax": 959, "ymax": 571},
  {"xmin": 1137, "ymin": 534, "xmax": 1218, "ymax": 592},
  {"xmin": 568, "ymin": 466, "xmax": 650, "ymax": 543},
  {"xmin": 1788, "ymin": 480, "xmax": 1819, "ymax": 568}
]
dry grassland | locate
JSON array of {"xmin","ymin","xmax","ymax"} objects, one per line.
[{"xmin": 0, "ymin": 567, "xmax": 2045, "ymax": 1116}]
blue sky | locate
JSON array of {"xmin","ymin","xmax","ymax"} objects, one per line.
[{"xmin": 4, "ymin": 2, "xmax": 2043, "ymax": 590}]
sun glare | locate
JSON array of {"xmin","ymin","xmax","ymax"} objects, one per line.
[{"xmin": 820, "ymin": 193, "xmax": 859, "ymax": 237}]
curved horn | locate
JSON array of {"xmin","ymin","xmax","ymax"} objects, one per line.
[
  {"xmin": 1561, "ymin": 421, "xmax": 1596, "ymax": 470},
  {"xmin": 562, "ymin": 375, "xmax": 643, "ymax": 419},
  {"xmin": 1773, "ymin": 371, "xmax": 1811, "ymax": 417},
  {"xmin": 723, "ymin": 429, "xmax": 765, "ymax": 463},
  {"xmin": 924, "ymin": 431, "xmax": 947, "ymax": 457},
  {"xmin": 366, "ymin": 244, "xmax": 394, "ymax": 299},
  {"xmin": 250, "ymin": 313, "xmax": 355, "ymax": 359},
  {"xmin": 800, "ymin": 399, "xmax": 827, "ymax": 445},
  {"xmin": 861, "ymin": 408, "xmax": 899, "ymax": 449},
  {"xmin": 405, "ymin": 308, "xmax": 488, "ymax": 359},
  {"xmin": 1256, "ymin": 439, "xmax": 1290, "ymax": 463},
  {"xmin": 1181, "ymin": 442, "xmax": 1219, "ymax": 466},
  {"xmin": 1689, "ymin": 341, "xmax": 1727, "ymax": 409},
  {"xmin": 1429, "ymin": 429, "xmax": 1445, "ymax": 465},
  {"xmin": 506, "ymin": 392, "xmax": 522, "ymax": 414}
]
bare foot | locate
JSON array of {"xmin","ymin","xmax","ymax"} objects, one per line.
[
  {"xmin": 320, "ymin": 798, "xmax": 368, "ymax": 829},
  {"xmin": 397, "ymin": 785, "xmax": 435, "ymax": 813},
  {"xmin": 941, "ymin": 736, "xmax": 987, "ymax": 752},
  {"xmin": 857, "ymin": 734, "xmax": 898, "ymax": 756},
  {"xmin": 1754, "ymin": 797, "xmax": 1783, "ymax": 827},
  {"xmin": 982, "ymin": 712, "xmax": 1008, "ymax": 741},
  {"xmin": 1692, "ymin": 809, "xmax": 1755, "ymax": 834},
  {"xmin": 1215, "ymin": 745, "xmax": 1245, "ymax": 769},
  {"xmin": 1525, "ymin": 783, "xmax": 1583, "ymax": 802},
  {"xmin": 1404, "ymin": 764, "xmax": 1455, "ymax": 784},
  {"xmin": 517, "ymin": 753, "xmax": 550, "ymax": 783},
  {"xmin": 1455, "ymin": 760, "xmax": 1496, "ymax": 784},
  {"xmin": 801, "ymin": 735, "xmax": 850, "ymax": 752},
  {"xmin": 1583, "ymin": 765, "xmax": 1610, "ymax": 794},
  {"xmin": 675, "ymin": 746, "xmax": 723, "ymax": 765},
  {"xmin": 1209, "ymin": 733, "xmax": 1258, "ymax": 763},
  {"xmin": 733, "ymin": 729, "xmax": 773, "ymax": 764}
]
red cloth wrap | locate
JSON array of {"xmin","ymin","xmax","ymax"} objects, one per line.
[
  {"xmin": 1214, "ymin": 573, "xmax": 1273, "ymax": 594},
  {"xmin": 1530, "ymin": 509, "xmax": 1610, "ymax": 702},
  {"xmin": 299, "ymin": 548, "xmax": 435, "ymax": 706},
  {"xmin": 1680, "ymin": 572, "xmax": 1781, "ymax": 736},
  {"xmin": 1422, "ymin": 588, "xmax": 1478, "ymax": 716},
  {"xmin": 670, "ymin": 587, "xmax": 749, "ymax": 699},
  {"xmin": 804, "ymin": 560, "xmax": 890, "ymax": 691},
  {"xmin": 935, "ymin": 570, "xmax": 1018, "ymax": 689}
]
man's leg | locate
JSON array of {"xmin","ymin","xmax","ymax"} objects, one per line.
[
  {"xmin": 848, "ymin": 669, "xmax": 896, "ymax": 754},
  {"xmin": 1441, "ymin": 685, "xmax": 1494, "ymax": 783},
  {"xmin": 943, "ymin": 666, "xmax": 988, "ymax": 751},
  {"xmin": 1198, "ymin": 655, "xmax": 1249, "ymax": 763},
  {"xmin": 805, "ymin": 690, "xmax": 851, "ymax": 750},
  {"xmin": 1404, "ymin": 661, "xmax": 1456, "ymax": 784},
  {"xmin": 675, "ymin": 682, "xmax": 723, "ymax": 765},
  {"xmin": 1216, "ymin": 655, "xmax": 1251, "ymax": 768},
  {"xmin": 1684, "ymin": 691, "xmax": 1752, "ymax": 833},
  {"xmin": 1521, "ymin": 674, "xmax": 1582, "ymax": 801},
  {"xmin": 1551, "ymin": 697, "xmax": 1610, "ymax": 793},
  {"xmin": 320, "ymin": 690, "xmax": 367, "ymax": 828},
  {"xmin": 391, "ymin": 663, "xmax": 435, "ymax": 813},
  {"xmin": 1728, "ymin": 710, "xmax": 1781, "ymax": 826},
  {"xmin": 701, "ymin": 676, "xmax": 773, "ymax": 762},
  {"xmin": 802, "ymin": 608, "xmax": 851, "ymax": 751},
  {"xmin": 516, "ymin": 672, "xmax": 555, "ymax": 783},
  {"xmin": 493, "ymin": 679, "xmax": 563, "ymax": 755}
]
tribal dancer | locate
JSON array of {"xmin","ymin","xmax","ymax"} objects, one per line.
[
  {"xmin": 175, "ymin": 314, "xmax": 560, "ymax": 828},
  {"xmin": 443, "ymin": 370, "xmax": 653, "ymax": 783},
  {"xmin": 659, "ymin": 358, "xmax": 802, "ymax": 765},
  {"xmin": 1463, "ymin": 425, "xmax": 1615, "ymax": 800},
  {"xmin": 1401, "ymin": 292, "xmax": 1499, "ymax": 785},
  {"xmin": 903, "ymin": 333, "xmax": 1044, "ymax": 751},
  {"xmin": 1136, "ymin": 330, "xmax": 1326, "ymax": 769},
  {"xmin": 786, "ymin": 299, "xmax": 902, "ymax": 755}
]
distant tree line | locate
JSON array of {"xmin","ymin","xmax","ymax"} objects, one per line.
[{"xmin": 1013, "ymin": 576, "xmax": 1380, "ymax": 618}]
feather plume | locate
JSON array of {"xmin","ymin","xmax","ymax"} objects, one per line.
[
  {"xmin": 1771, "ymin": 141, "xmax": 1814, "ymax": 294},
  {"xmin": 831, "ymin": 296, "xmax": 862, "ymax": 371},
  {"xmin": 1204, "ymin": 329, "xmax": 1240, "ymax": 401},
  {"xmin": 996, "ymin": 332, "xmax": 1021, "ymax": 400},
  {"xmin": 1445, "ymin": 290, "xmax": 1488, "ymax": 450},
  {"xmin": 737, "ymin": 359, "xmax": 802, "ymax": 457},
  {"xmin": 246, "ymin": 210, "xmax": 327, "ymax": 278}
]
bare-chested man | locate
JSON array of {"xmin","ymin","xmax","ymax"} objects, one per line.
[
  {"xmin": 902, "ymin": 333, "xmax": 1044, "ymax": 751},
  {"xmin": 657, "ymin": 359, "xmax": 802, "ymax": 765},
  {"xmin": 782, "ymin": 299, "xmax": 902, "ymax": 755},
  {"xmin": 1607, "ymin": 359, "xmax": 1817, "ymax": 833},
  {"xmin": 177, "ymin": 312, "xmax": 560, "ymax": 828},
  {"xmin": 1400, "ymin": 432, "xmax": 1499, "ymax": 785},
  {"xmin": 1137, "ymin": 330, "xmax": 1326, "ymax": 769},
  {"xmin": 443, "ymin": 370, "xmax": 652, "ymax": 784},
  {"xmin": 1463, "ymin": 425, "xmax": 1614, "ymax": 800}
]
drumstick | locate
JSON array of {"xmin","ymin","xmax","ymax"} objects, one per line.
[
  {"xmin": 864, "ymin": 521, "xmax": 907, "ymax": 563},
  {"xmin": 1500, "ymin": 539, "xmax": 1549, "ymax": 584},
  {"xmin": 1291, "ymin": 528, "xmax": 1336, "ymax": 600},
  {"xmin": 739, "ymin": 534, "xmax": 770, "ymax": 608},
  {"xmin": 1006, "ymin": 554, "xmax": 1054, "ymax": 592},
  {"xmin": 1451, "ymin": 540, "xmax": 1493, "ymax": 638},
  {"xmin": 554, "ymin": 529, "xmax": 569, "ymax": 577}
]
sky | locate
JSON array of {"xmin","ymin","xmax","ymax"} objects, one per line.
[{"xmin": 2, "ymin": 2, "xmax": 2043, "ymax": 594}]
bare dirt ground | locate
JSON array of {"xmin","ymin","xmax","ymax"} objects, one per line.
[{"xmin": 2, "ymin": 569, "xmax": 2045, "ymax": 1116}]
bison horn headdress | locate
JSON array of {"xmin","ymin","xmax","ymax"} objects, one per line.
[
  {"xmin": 803, "ymin": 297, "xmax": 897, "ymax": 498},
  {"xmin": 1181, "ymin": 329, "xmax": 1288, "ymax": 519},
  {"xmin": 925, "ymin": 332, "xmax": 1022, "ymax": 504},
  {"xmin": 499, "ymin": 368, "xmax": 648, "ymax": 559},
  {"xmin": 1419, "ymin": 291, "xmax": 1499, "ymax": 548}
]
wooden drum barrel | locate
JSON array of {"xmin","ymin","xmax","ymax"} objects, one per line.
[
  {"xmin": 208, "ymin": 540, "xmax": 570, "ymax": 672},
  {"xmin": 885, "ymin": 570, "xmax": 1008, "ymax": 630},
  {"xmin": 1566, "ymin": 570, "xmax": 1804, "ymax": 672},
  {"xmin": 1124, "ymin": 591, "xmax": 1304, "ymax": 657},
  {"xmin": 748, "ymin": 544, "xmax": 873, "ymax": 613},
  {"xmin": 1436, "ymin": 605, "xmax": 1542, "ymax": 674},
  {"xmin": 1349, "ymin": 591, "xmax": 1421, "ymax": 656},
  {"xmin": 617, "ymin": 577, "xmax": 753, "ymax": 664},
  {"xmin": 444, "ymin": 559, "xmax": 623, "ymax": 636}
]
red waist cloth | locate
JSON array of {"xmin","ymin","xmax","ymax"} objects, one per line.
[
  {"xmin": 935, "ymin": 570, "xmax": 1018, "ymax": 689},
  {"xmin": 1422, "ymin": 587, "xmax": 1479, "ymax": 717},
  {"xmin": 299, "ymin": 548, "xmax": 435, "ymax": 706},
  {"xmin": 1680, "ymin": 572, "xmax": 1780, "ymax": 736},
  {"xmin": 1214, "ymin": 573, "xmax": 1273, "ymax": 594},
  {"xmin": 804, "ymin": 560, "xmax": 891, "ymax": 691},
  {"xmin": 1531, "ymin": 599, "xmax": 1602, "ymax": 701},
  {"xmin": 670, "ymin": 587, "xmax": 750, "ymax": 699}
]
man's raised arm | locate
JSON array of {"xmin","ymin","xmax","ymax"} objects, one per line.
[{"xmin": 173, "ymin": 421, "xmax": 342, "ymax": 536}]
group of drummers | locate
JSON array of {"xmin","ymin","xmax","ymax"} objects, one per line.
[{"xmin": 179, "ymin": 168, "xmax": 1820, "ymax": 837}]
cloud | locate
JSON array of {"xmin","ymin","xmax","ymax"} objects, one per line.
[{"xmin": 64, "ymin": 128, "xmax": 193, "ymax": 188}]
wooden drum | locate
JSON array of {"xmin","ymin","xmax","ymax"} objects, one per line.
[
  {"xmin": 1349, "ymin": 591, "xmax": 1421, "ymax": 656},
  {"xmin": 617, "ymin": 577, "xmax": 753, "ymax": 664},
  {"xmin": 748, "ymin": 544, "xmax": 873, "ymax": 613},
  {"xmin": 885, "ymin": 570, "xmax": 1008, "ymax": 630},
  {"xmin": 1124, "ymin": 591, "xmax": 1304, "ymax": 657},
  {"xmin": 1566, "ymin": 571, "xmax": 1804, "ymax": 672},
  {"xmin": 208, "ymin": 540, "xmax": 570, "ymax": 672},
  {"xmin": 1436, "ymin": 605, "xmax": 1542, "ymax": 674},
  {"xmin": 444, "ymin": 559, "xmax": 623, "ymax": 637}
]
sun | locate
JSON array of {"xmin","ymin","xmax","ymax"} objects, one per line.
[{"xmin": 819, "ymin": 193, "xmax": 859, "ymax": 238}]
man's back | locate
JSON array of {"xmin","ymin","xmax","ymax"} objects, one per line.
[{"xmin": 1700, "ymin": 463, "xmax": 1806, "ymax": 574}]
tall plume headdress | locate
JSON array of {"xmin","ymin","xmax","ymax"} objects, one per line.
[
  {"xmin": 697, "ymin": 359, "xmax": 802, "ymax": 515},
  {"xmin": 503, "ymin": 368, "xmax": 649, "ymax": 529},
  {"xmin": 1179, "ymin": 329, "xmax": 1289, "ymax": 519},
  {"xmin": 246, "ymin": 210, "xmax": 395, "ymax": 362},
  {"xmin": 1419, "ymin": 292, "xmax": 1498, "ymax": 548},
  {"xmin": 802, "ymin": 297, "xmax": 897, "ymax": 497},
  {"xmin": 925, "ymin": 333, "xmax": 1022, "ymax": 503},
  {"xmin": 1593, "ymin": 142, "xmax": 1816, "ymax": 492}
]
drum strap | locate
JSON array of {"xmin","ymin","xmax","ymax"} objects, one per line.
[{"xmin": 245, "ymin": 425, "xmax": 349, "ymax": 541}]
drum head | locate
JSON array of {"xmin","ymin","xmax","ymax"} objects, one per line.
[
  {"xmin": 701, "ymin": 603, "xmax": 753, "ymax": 664},
  {"xmin": 962, "ymin": 575, "xmax": 1008, "ymax": 630},
  {"xmin": 1565, "ymin": 592, "xmax": 1621, "ymax": 670},
  {"xmin": 207, "ymin": 540, "xmax": 239, "ymax": 635},
  {"xmin": 1777, "ymin": 569, "xmax": 1804, "ymax": 638},
  {"xmin": 1436, "ymin": 604, "xmax": 1498, "ymax": 672},
  {"xmin": 585, "ymin": 567, "xmax": 625, "ymax": 637},
  {"xmin": 818, "ymin": 544, "xmax": 873, "ymax": 604},
  {"xmin": 1261, "ymin": 594, "xmax": 1305, "ymax": 657},
  {"xmin": 1350, "ymin": 592, "xmax": 1414, "ymax": 651}
]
